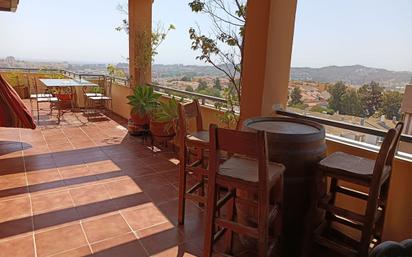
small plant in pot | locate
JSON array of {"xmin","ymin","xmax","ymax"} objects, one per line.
[
  {"xmin": 150, "ymin": 97, "xmax": 179, "ymax": 139},
  {"xmin": 127, "ymin": 85, "xmax": 160, "ymax": 135}
]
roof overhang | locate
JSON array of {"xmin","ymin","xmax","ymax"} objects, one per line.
[{"xmin": 0, "ymin": 0, "xmax": 19, "ymax": 12}]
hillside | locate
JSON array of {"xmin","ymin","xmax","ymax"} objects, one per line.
[{"xmin": 291, "ymin": 65, "xmax": 412, "ymax": 88}]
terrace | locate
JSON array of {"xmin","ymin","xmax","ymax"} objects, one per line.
[{"xmin": 1, "ymin": 1, "xmax": 412, "ymax": 257}]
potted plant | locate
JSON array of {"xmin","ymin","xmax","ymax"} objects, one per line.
[
  {"xmin": 127, "ymin": 85, "xmax": 160, "ymax": 135},
  {"xmin": 150, "ymin": 97, "xmax": 179, "ymax": 139}
]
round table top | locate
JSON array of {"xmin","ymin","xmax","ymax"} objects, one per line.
[{"xmin": 246, "ymin": 119, "xmax": 321, "ymax": 135}]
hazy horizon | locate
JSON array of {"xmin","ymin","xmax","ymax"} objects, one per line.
[{"xmin": 0, "ymin": 0, "xmax": 411, "ymax": 72}]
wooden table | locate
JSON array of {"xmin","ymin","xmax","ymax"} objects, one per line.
[{"xmin": 244, "ymin": 116, "xmax": 326, "ymax": 257}]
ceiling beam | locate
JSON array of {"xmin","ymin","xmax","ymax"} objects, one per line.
[{"xmin": 0, "ymin": 0, "xmax": 19, "ymax": 12}]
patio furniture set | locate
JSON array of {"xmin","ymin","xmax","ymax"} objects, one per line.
[
  {"xmin": 176, "ymin": 99, "xmax": 404, "ymax": 257},
  {"xmin": 28, "ymin": 77, "xmax": 112, "ymax": 123}
]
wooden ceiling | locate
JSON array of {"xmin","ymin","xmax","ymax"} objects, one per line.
[{"xmin": 0, "ymin": 0, "xmax": 19, "ymax": 12}]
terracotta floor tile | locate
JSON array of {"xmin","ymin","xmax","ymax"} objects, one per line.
[
  {"xmin": 0, "ymin": 174, "xmax": 27, "ymax": 191},
  {"xmin": 31, "ymin": 190, "xmax": 74, "ymax": 214},
  {"xmin": 0, "ymin": 236, "xmax": 35, "ymax": 257},
  {"xmin": 151, "ymin": 241, "xmax": 202, "ymax": 257},
  {"xmin": 33, "ymin": 208, "xmax": 80, "ymax": 232},
  {"xmin": 0, "ymin": 196, "xmax": 31, "ymax": 222},
  {"xmin": 91, "ymin": 233, "xmax": 147, "ymax": 257},
  {"xmin": 143, "ymin": 184, "xmax": 178, "ymax": 204},
  {"xmin": 49, "ymin": 246, "xmax": 92, "ymax": 257},
  {"xmin": 26, "ymin": 169, "xmax": 62, "ymax": 185},
  {"xmin": 104, "ymin": 178, "xmax": 143, "ymax": 198},
  {"xmin": 69, "ymin": 184, "xmax": 111, "ymax": 206},
  {"xmin": 0, "ymin": 217, "xmax": 33, "ymax": 241},
  {"xmin": 82, "ymin": 213, "xmax": 131, "ymax": 243},
  {"xmin": 35, "ymin": 224, "xmax": 88, "ymax": 257},
  {"xmin": 138, "ymin": 222, "xmax": 185, "ymax": 255},
  {"xmin": 122, "ymin": 203, "xmax": 169, "ymax": 231}
]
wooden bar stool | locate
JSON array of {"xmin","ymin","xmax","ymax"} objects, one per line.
[
  {"xmin": 204, "ymin": 124, "xmax": 285, "ymax": 257},
  {"xmin": 177, "ymin": 99, "xmax": 209, "ymax": 224},
  {"xmin": 308, "ymin": 122, "xmax": 404, "ymax": 257}
]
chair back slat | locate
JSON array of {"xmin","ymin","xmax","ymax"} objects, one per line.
[
  {"xmin": 178, "ymin": 100, "xmax": 203, "ymax": 135},
  {"xmin": 372, "ymin": 122, "xmax": 404, "ymax": 184},
  {"xmin": 213, "ymin": 126, "xmax": 263, "ymax": 158},
  {"xmin": 209, "ymin": 124, "xmax": 270, "ymax": 186}
]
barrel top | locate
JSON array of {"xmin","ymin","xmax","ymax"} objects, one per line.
[{"xmin": 244, "ymin": 117, "xmax": 324, "ymax": 135}]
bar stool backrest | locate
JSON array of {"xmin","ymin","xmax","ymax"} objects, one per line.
[
  {"xmin": 178, "ymin": 99, "xmax": 203, "ymax": 139},
  {"xmin": 209, "ymin": 124, "xmax": 270, "ymax": 185},
  {"xmin": 372, "ymin": 122, "xmax": 404, "ymax": 187}
]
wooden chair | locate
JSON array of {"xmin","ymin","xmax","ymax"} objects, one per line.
[
  {"xmin": 177, "ymin": 99, "xmax": 209, "ymax": 225},
  {"xmin": 204, "ymin": 124, "xmax": 285, "ymax": 257},
  {"xmin": 309, "ymin": 122, "xmax": 404, "ymax": 257}
]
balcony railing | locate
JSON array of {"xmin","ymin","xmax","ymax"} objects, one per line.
[{"xmin": 1, "ymin": 66, "xmax": 411, "ymax": 161}]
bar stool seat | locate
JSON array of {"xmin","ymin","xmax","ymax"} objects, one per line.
[
  {"xmin": 219, "ymin": 156, "xmax": 284, "ymax": 184},
  {"xmin": 319, "ymin": 152, "xmax": 391, "ymax": 185},
  {"xmin": 186, "ymin": 130, "xmax": 209, "ymax": 147}
]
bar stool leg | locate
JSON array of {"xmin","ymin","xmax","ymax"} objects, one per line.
[
  {"xmin": 178, "ymin": 146, "xmax": 188, "ymax": 225},
  {"xmin": 258, "ymin": 189, "xmax": 269, "ymax": 257},
  {"xmin": 224, "ymin": 188, "xmax": 235, "ymax": 254},
  {"xmin": 204, "ymin": 168, "xmax": 218, "ymax": 257}
]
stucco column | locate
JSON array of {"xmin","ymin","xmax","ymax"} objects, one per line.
[
  {"xmin": 240, "ymin": 0, "xmax": 297, "ymax": 121},
  {"xmin": 128, "ymin": 0, "xmax": 152, "ymax": 88}
]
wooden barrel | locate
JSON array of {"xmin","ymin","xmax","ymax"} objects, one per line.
[{"xmin": 243, "ymin": 116, "xmax": 326, "ymax": 257}]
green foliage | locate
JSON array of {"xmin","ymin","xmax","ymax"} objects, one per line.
[
  {"xmin": 310, "ymin": 105, "xmax": 335, "ymax": 115},
  {"xmin": 153, "ymin": 98, "xmax": 179, "ymax": 123},
  {"xmin": 381, "ymin": 91, "xmax": 403, "ymax": 120},
  {"xmin": 289, "ymin": 87, "xmax": 303, "ymax": 106},
  {"xmin": 181, "ymin": 76, "xmax": 192, "ymax": 82},
  {"xmin": 153, "ymin": 98, "xmax": 179, "ymax": 133},
  {"xmin": 197, "ymin": 79, "xmax": 208, "ymax": 91},
  {"xmin": 340, "ymin": 89, "xmax": 363, "ymax": 116},
  {"xmin": 185, "ymin": 85, "xmax": 194, "ymax": 92},
  {"xmin": 358, "ymin": 81, "xmax": 384, "ymax": 117},
  {"xmin": 289, "ymin": 103, "xmax": 308, "ymax": 110},
  {"xmin": 126, "ymin": 85, "xmax": 160, "ymax": 117},
  {"xmin": 213, "ymin": 78, "xmax": 222, "ymax": 90},
  {"xmin": 188, "ymin": 0, "xmax": 246, "ymax": 128},
  {"xmin": 107, "ymin": 64, "xmax": 126, "ymax": 78},
  {"xmin": 328, "ymin": 81, "xmax": 347, "ymax": 112},
  {"xmin": 197, "ymin": 87, "xmax": 221, "ymax": 97}
]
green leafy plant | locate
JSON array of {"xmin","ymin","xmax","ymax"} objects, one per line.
[
  {"xmin": 152, "ymin": 98, "xmax": 179, "ymax": 133},
  {"xmin": 127, "ymin": 85, "xmax": 160, "ymax": 117}
]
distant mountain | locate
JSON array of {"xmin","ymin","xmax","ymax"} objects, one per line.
[{"xmin": 291, "ymin": 65, "xmax": 412, "ymax": 88}]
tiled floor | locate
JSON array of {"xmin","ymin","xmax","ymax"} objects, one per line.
[
  {"xmin": 0, "ymin": 104, "xmax": 207, "ymax": 257},
  {"xmin": 0, "ymin": 103, "xmax": 338, "ymax": 257}
]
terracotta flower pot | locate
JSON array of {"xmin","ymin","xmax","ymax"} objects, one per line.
[
  {"xmin": 149, "ymin": 120, "xmax": 176, "ymax": 138},
  {"xmin": 130, "ymin": 112, "xmax": 149, "ymax": 126}
]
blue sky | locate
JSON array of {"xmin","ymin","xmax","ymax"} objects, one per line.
[{"xmin": 0, "ymin": 0, "xmax": 411, "ymax": 71}]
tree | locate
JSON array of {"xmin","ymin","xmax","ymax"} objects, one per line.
[
  {"xmin": 197, "ymin": 79, "xmax": 208, "ymax": 91},
  {"xmin": 189, "ymin": 0, "xmax": 246, "ymax": 128},
  {"xmin": 185, "ymin": 85, "xmax": 194, "ymax": 92},
  {"xmin": 107, "ymin": 64, "xmax": 126, "ymax": 78},
  {"xmin": 289, "ymin": 87, "xmax": 303, "ymax": 106},
  {"xmin": 327, "ymin": 81, "xmax": 347, "ymax": 112},
  {"xmin": 358, "ymin": 81, "xmax": 384, "ymax": 117},
  {"xmin": 181, "ymin": 76, "xmax": 192, "ymax": 82},
  {"xmin": 381, "ymin": 91, "xmax": 403, "ymax": 120},
  {"xmin": 213, "ymin": 78, "xmax": 222, "ymax": 90},
  {"xmin": 340, "ymin": 89, "xmax": 363, "ymax": 116}
]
